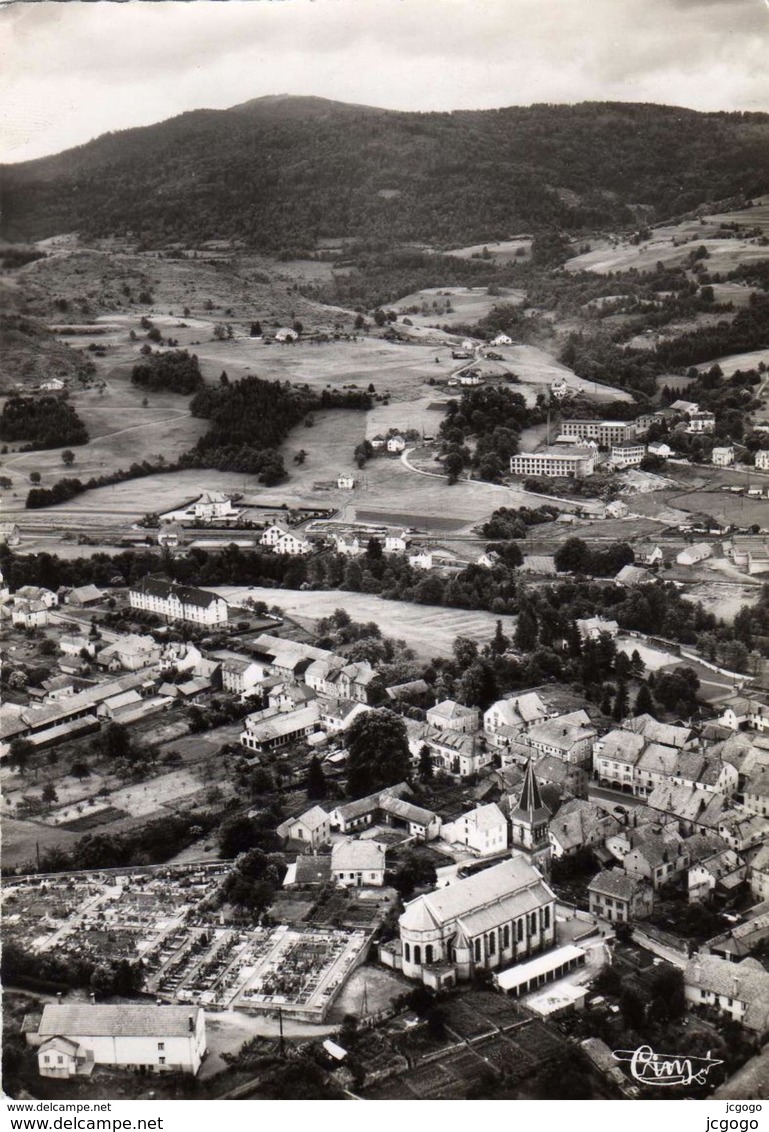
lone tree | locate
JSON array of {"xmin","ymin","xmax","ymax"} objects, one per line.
[
  {"xmin": 305, "ymin": 755, "xmax": 327, "ymax": 800},
  {"xmin": 61, "ymin": 449, "xmax": 75, "ymax": 466},
  {"xmin": 346, "ymin": 709, "xmax": 411, "ymax": 797},
  {"xmin": 29, "ymin": 471, "xmax": 41, "ymax": 485}
]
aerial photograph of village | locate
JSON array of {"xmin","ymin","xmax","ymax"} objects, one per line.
[{"xmin": 2, "ymin": 0, "xmax": 769, "ymax": 1106}]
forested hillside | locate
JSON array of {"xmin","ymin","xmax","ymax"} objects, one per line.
[{"xmin": 2, "ymin": 96, "xmax": 769, "ymax": 249}]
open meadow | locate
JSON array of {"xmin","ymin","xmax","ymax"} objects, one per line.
[
  {"xmin": 443, "ymin": 239, "xmax": 533, "ymax": 263},
  {"xmin": 565, "ymin": 199, "xmax": 769, "ymax": 276},
  {"xmin": 209, "ymin": 585, "xmax": 518, "ymax": 660},
  {"xmin": 391, "ymin": 285, "xmax": 525, "ymax": 327}
]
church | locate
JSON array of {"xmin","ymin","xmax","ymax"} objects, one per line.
[{"xmin": 380, "ymin": 761, "xmax": 558, "ymax": 989}]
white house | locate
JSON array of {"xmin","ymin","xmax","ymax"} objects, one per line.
[
  {"xmin": 337, "ymin": 473, "xmax": 357, "ymax": 489},
  {"xmin": 756, "ymin": 450, "xmax": 769, "ymax": 471},
  {"xmin": 333, "ymin": 534, "xmax": 364, "ymax": 557},
  {"xmin": 427, "ymin": 700, "xmax": 480, "ymax": 734},
  {"xmin": 274, "ymin": 327, "xmax": 299, "ymax": 342},
  {"xmin": 712, "ymin": 447, "xmax": 735, "ymax": 468},
  {"xmin": 12, "ymin": 600, "xmax": 49, "ymax": 628},
  {"xmin": 387, "ymin": 434, "xmax": 407, "ymax": 453},
  {"xmin": 647, "ymin": 442, "xmax": 672, "ymax": 459},
  {"xmin": 408, "ymin": 550, "xmax": 434, "ymax": 570},
  {"xmin": 193, "ymin": 492, "xmax": 237, "ymax": 521},
  {"xmin": 260, "ymin": 523, "xmax": 291, "ymax": 548},
  {"xmin": 576, "ymin": 617, "xmax": 619, "ymax": 641},
  {"xmin": 491, "ymin": 333, "xmax": 512, "ymax": 346},
  {"xmin": 274, "ymin": 531, "xmax": 312, "ymax": 556},
  {"xmin": 276, "ymin": 805, "xmax": 331, "ymax": 849},
  {"xmin": 676, "ymin": 543, "xmax": 713, "ymax": 566},
  {"xmin": 441, "ymin": 802, "xmax": 508, "ymax": 857},
  {"xmin": 687, "ymin": 411, "xmax": 716, "ymax": 434},
  {"xmin": 385, "ymin": 531, "xmax": 411, "ymax": 553},
  {"xmin": 30, "ymin": 1004, "xmax": 206, "ymax": 1078},
  {"xmin": 331, "ymin": 839, "xmax": 387, "ymax": 887},
  {"xmin": 635, "ymin": 544, "xmax": 663, "ymax": 566}
]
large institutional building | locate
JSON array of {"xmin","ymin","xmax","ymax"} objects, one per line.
[
  {"xmin": 509, "ymin": 447, "xmax": 596, "ymax": 479},
  {"xmin": 129, "ymin": 577, "xmax": 229, "ymax": 626},
  {"xmin": 396, "ymin": 855, "xmax": 556, "ymax": 987},
  {"xmin": 560, "ymin": 420, "xmax": 637, "ymax": 447}
]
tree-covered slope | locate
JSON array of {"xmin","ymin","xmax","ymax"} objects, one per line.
[{"xmin": 2, "ymin": 96, "xmax": 769, "ymax": 250}]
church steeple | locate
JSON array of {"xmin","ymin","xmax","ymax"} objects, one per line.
[{"xmin": 511, "ymin": 760, "xmax": 551, "ymax": 854}]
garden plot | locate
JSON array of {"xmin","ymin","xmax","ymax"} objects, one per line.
[{"xmin": 444, "ymin": 239, "xmax": 533, "ymax": 263}]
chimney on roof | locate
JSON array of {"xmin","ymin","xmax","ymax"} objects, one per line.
[
  {"xmin": 188, "ymin": 1014, "xmax": 195, "ymax": 1033},
  {"xmin": 732, "ymin": 977, "xmax": 741, "ymax": 997}
]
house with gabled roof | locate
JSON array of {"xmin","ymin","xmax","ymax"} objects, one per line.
[
  {"xmin": 483, "ymin": 692, "xmax": 551, "ymax": 750},
  {"xmin": 331, "ymin": 840, "xmax": 387, "ymax": 887},
  {"xmin": 276, "ymin": 805, "xmax": 331, "ymax": 850},
  {"xmin": 684, "ymin": 956, "xmax": 769, "ymax": 1034},
  {"xmin": 621, "ymin": 713, "xmax": 695, "ymax": 749},
  {"xmin": 28, "ymin": 1003, "xmax": 206, "ymax": 1077},
  {"xmin": 427, "ymin": 699, "xmax": 480, "ymax": 734},
  {"xmin": 441, "ymin": 802, "xmax": 508, "ymax": 858},
  {"xmin": 588, "ymin": 870, "xmax": 653, "ymax": 923},
  {"xmin": 688, "ymin": 848, "xmax": 746, "ymax": 904},
  {"xmin": 548, "ymin": 799, "xmax": 621, "ymax": 858}
]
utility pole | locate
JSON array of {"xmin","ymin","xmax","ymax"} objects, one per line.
[{"xmin": 278, "ymin": 1007, "xmax": 285, "ymax": 1058}]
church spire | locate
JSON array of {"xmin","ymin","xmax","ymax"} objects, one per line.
[{"xmin": 512, "ymin": 759, "xmax": 550, "ymax": 824}]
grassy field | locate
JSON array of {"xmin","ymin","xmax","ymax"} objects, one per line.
[
  {"xmin": 694, "ymin": 347, "xmax": 769, "ymax": 376},
  {"xmin": 1, "ymin": 817, "xmax": 80, "ymax": 870},
  {"xmin": 443, "ymin": 239, "xmax": 533, "ymax": 263},
  {"xmin": 210, "ymin": 586, "xmax": 518, "ymax": 660},
  {"xmin": 565, "ymin": 201, "xmax": 769, "ymax": 276},
  {"xmin": 391, "ymin": 285, "xmax": 525, "ymax": 328}
]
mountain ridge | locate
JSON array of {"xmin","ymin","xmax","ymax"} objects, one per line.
[{"xmin": 2, "ymin": 96, "xmax": 769, "ymax": 251}]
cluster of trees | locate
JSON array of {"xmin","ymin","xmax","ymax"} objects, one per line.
[
  {"xmin": 189, "ymin": 376, "xmax": 371, "ymax": 486},
  {"xmin": 130, "ymin": 348, "xmax": 204, "ymax": 394},
  {"xmin": 480, "ymin": 503, "xmax": 560, "ymax": 540},
  {"xmin": 553, "ymin": 537, "xmax": 635, "ymax": 577},
  {"xmin": 26, "ymin": 812, "xmax": 219, "ymax": 875},
  {"xmin": 345, "ymin": 709, "xmax": 411, "ymax": 797},
  {"xmin": 439, "ymin": 385, "xmax": 545, "ymax": 483},
  {"xmin": 0, "ymin": 395, "xmax": 88, "ymax": 449},
  {"xmin": 1, "ymin": 942, "xmax": 143, "ymax": 997}
]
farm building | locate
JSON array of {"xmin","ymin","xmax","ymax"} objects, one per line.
[
  {"xmin": 66, "ymin": 584, "xmax": 104, "ymax": 607},
  {"xmin": 427, "ymin": 700, "xmax": 480, "ymax": 734},
  {"xmin": 129, "ymin": 577, "xmax": 229, "ymax": 625},
  {"xmin": 676, "ymin": 543, "xmax": 713, "ymax": 566},
  {"xmin": 240, "ymin": 703, "xmax": 321, "ymax": 753},
  {"xmin": 28, "ymin": 1004, "xmax": 206, "ymax": 1078},
  {"xmin": 575, "ymin": 616, "xmax": 619, "ymax": 640},
  {"xmin": 684, "ymin": 956, "xmax": 769, "ymax": 1034},
  {"xmin": 647, "ymin": 442, "xmax": 672, "ymax": 458},
  {"xmin": 337, "ymin": 473, "xmax": 357, "ymax": 489},
  {"xmin": 615, "ymin": 564, "xmax": 655, "ymax": 586},
  {"xmin": 274, "ymin": 327, "xmax": 299, "ymax": 342},
  {"xmin": 12, "ymin": 600, "xmax": 49, "ymax": 628},
  {"xmin": 387, "ymin": 434, "xmax": 406, "ymax": 453}
]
